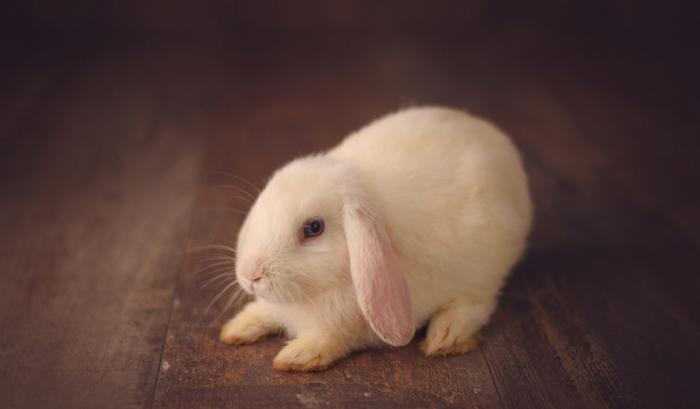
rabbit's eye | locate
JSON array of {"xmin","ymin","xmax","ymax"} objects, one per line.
[{"xmin": 302, "ymin": 218, "xmax": 325, "ymax": 238}]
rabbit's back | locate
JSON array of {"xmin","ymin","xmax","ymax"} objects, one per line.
[
  {"xmin": 329, "ymin": 107, "xmax": 532, "ymax": 325},
  {"xmin": 329, "ymin": 107, "xmax": 531, "ymax": 235}
]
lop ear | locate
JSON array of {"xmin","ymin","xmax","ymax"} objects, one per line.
[{"xmin": 342, "ymin": 192, "xmax": 414, "ymax": 346}]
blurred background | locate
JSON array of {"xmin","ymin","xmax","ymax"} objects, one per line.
[{"xmin": 1, "ymin": 1, "xmax": 699, "ymax": 409}]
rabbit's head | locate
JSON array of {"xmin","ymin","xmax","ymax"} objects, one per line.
[{"xmin": 235, "ymin": 156, "xmax": 414, "ymax": 346}]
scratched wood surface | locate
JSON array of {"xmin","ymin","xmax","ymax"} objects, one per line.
[{"xmin": 2, "ymin": 2, "xmax": 700, "ymax": 408}]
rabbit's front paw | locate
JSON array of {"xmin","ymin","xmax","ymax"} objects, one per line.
[
  {"xmin": 219, "ymin": 301, "xmax": 279, "ymax": 345},
  {"xmin": 273, "ymin": 335, "xmax": 346, "ymax": 371}
]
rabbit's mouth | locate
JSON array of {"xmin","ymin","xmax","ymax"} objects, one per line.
[{"xmin": 242, "ymin": 273, "xmax": 290, "ymax": 304}]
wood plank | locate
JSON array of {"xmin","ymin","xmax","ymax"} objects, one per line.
[
  {"xmin": 0, "ymin": 50, "xmax": 202, "ymax": 409},
  {"xmin": 152, "ymin": 32, "xmax": 700, "ymax": 408},
  {"xmin": 2, "ymin": 19, "xmax": 697, "ymax": 408},
  {"xmin": 552, "ymin": 71, "xmax": 700, "ymax": 248},
  {"xmin": 461, "ymin": 87, "xmax": 624, "ymax": 409},
  {"xmin": 152, "ymin": 44, "xmax": 506, "ymax": 409},
  {"xmin": 475, "ymin": 64, "xmax": 700, "ymax": 408}
]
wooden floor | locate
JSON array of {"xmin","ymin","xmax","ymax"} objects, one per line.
[{"xmin": 2, "ymin": 18, "xmax": 699, "ymax": 409}]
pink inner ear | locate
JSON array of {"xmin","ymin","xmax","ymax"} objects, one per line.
[{"xmin": 344, "ymin": 202, "xmax": 414, "ymax": 346}]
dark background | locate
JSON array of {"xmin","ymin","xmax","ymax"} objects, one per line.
[{"xmin": 1, "ymin": 1, "xmax": 699, "ymax": 409}]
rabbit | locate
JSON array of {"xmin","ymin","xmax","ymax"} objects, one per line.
[{"xmin": 219, "ymin": 106, "xmax": 533, "ymax": 371}]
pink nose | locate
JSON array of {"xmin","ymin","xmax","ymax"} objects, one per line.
[{"xmin": 240, "ymin": 257, "xmax": 265, "ymax": 283}]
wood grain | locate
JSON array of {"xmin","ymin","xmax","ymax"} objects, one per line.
[{"xmin": 0, "ymin": 51, "xmax": 202, "ymax": 409}]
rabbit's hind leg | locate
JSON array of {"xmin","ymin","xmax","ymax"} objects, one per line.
[{"xmin": 420, "ymin": 297, "xmax": 495, "ymax": 356}]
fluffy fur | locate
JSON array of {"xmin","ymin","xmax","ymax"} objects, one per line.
[{"xmin": 220, "ymin": 107, "xmax": 533, "ymax": 371}]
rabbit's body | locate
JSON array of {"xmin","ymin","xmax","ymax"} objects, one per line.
[
  {"xmin": 220, "ymin": 107, "xmax": 533, "ymax": 370},
  {"xmin": 329, "ymin": 108, "xmax": 532, "ymax": 327}
]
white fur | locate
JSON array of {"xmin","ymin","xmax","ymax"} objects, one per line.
[{"xmin": 220, "ymin": 107, "xmax": 533, "ymax": 370}]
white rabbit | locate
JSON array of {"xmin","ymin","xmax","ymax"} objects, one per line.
[{"xmin": 219, "ymin": 107, "xmax": 533, "ymax": 371}]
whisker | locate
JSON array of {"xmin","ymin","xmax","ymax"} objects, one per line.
[
  {"xmin": 196, "ymin": 255, "xmax": 237, "ymax": 264},
  {"xmin": 194, "ymin": 263, "xmax": 235, "ymax": 273},
  {"xmin": 198, "ymin": 259, "xmax": 236, "ymax": 268},
  {"xmin": 227, "ymin": 287, "xmax": 248, "ymax": 313},
  {"xmin": 211, "ymin": 192, "xmax": 255, "ymax": 205},
  {"xmin": 204, "ymin": 207, "xmax": 249, "ymax": 216},
  {"xmin": 212, "ymin": 287, "xmax": 248, "ymax": 325},
  {"xmin": 210, "ymin": 184, "xmax": 257, "ymax": 202},
  {"xmin": 205, "ymin": 279, "xmax": 239, "ymax": 315},
  {"xmin": 200, "ymin": 272, "xmax": 237, "ymax": 290},
  {"xmin": 192, "ymin": 261, "xmax": 235, "ymax": 277},
  {"xmin": 179, "ymin": 244, "xmax": 236, "ymax": 255},
  {"xmin": 214, "ymin": 171, "xmax": 262, "ymax": 195}
]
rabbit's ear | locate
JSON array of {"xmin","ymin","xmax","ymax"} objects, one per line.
[{"xmin": 342, "ymin": 193, "xmax": 414, "ymax": 346}]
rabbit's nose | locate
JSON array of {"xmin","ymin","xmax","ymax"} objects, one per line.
[
  {"xmin": 249, "ymin": 265, "xmax": 267, "ymax": 283},
  {"xmin": 239, "ymin": 256, "xmax": 265, "ymax": 283}
]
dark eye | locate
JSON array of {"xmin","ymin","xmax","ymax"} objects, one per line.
[{"xmin": 302, "ymin": 218, "xmax": 325, "ymax": 238}]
